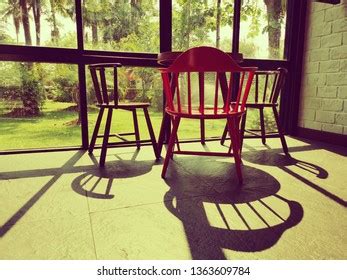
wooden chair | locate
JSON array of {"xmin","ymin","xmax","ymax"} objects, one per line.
[
  {"xmin": 88, "ymin": 63, "xmax": 159, "ymax": 167},
  {"xmin": 159, "ymin": 46, "xmax": 257, "ymax": 184},
  {"xmin": 220, "ymin": 68, "xmax": 289, "ymax": 154}
]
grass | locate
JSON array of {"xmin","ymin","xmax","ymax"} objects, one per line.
[{"xmin": 0, "ymin": 100, "xmax": 276, "ymax": 151}]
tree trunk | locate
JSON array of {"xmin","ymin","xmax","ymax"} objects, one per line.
[
  {"xmin": 264, "ymin": 0, "xmax": 283, "ymax": 58},
  {"xmin": 91, "ymin": 16, "xmax": 98, "ymax": 45},
  {"xmin": 19, "ymin": 0, "xmax": 32, "ymax": 45},
  {"xmin": 32, "ymin": 0, "xmax": 41, "ymax": 46},
  {"xmin": 50, "ymin": 0, "xmax": 59, "ymax": 43},
  {"xmin": 216, "ymin": 0, "xmax": 222, "ymax": 48}
]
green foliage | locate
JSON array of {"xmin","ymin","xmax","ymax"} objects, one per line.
[{"xmin": 18, "ymin": 63, "xmax": 45, "ymax": 116}]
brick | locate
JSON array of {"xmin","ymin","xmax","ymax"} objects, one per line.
[
  {"xmin": 321, "ymin": 33, "xmax": 342, "ymax": 48},
  {"xmin": 331, "ymin": 45, "xmax": 347, "ymax": 59},
  {"xmin": 338, "ymin": 86, "xmax": 347, "ymax": 99},
  {"xmin": 316, "ymin": 110, "xmax": 335, "ymax": 123},
  {"xmin": 327, "ymin": 73, "xmax": 347, "ymax": 86},
  {"xmin": 320, "ymin": 60, "xmax": 340, "ymax": 73},
  {"xmin": 343, "ymin": 32, "xmax": 347, "ymax": 44},
  {"xmin": 343, "ymin": 126, "xmax": 347, "ymax": 135},
  {"xmin": 302, "ymin": 109, "xmax": 316, "ymax": 121},
  {"xmin": 336, "ymin": 113, "xmax": 347, "ymax": 126},
  {"xmin": 304, "ymin": 97, "xmax": 322, "ymax": 110},
  {"xmin": 322, "ymin": 124, "xmax": 343, "ymax": 134},
  {"xmin": 305, "ymin": 62, "xmax": 319, "ymax": 73},
  {"xmin": 310, "ymin": 48, "xmax": 330, "ymax": 61},
  {"xmin": 340, "ymin": 60, "xmax": 347, "ymax": 72},
  {"xmin": 332, "ymin": 18, "xmax": 347, "ymax": 33},
  {"xmin": 317, "ymin": 86, "xmax": 337, "ymax": 98},
  {"xmin": 312, "ymin": 22, "xmax": 332, "ymax": 37},
  {"xmin": 306, "ymin": 74, "xmax": 327, "ymax": 86},
  {"xmin": 344, "ymin": 100, "xmax": 347, "ymax": 112},
  {"xmin": 325, "ymin": 6, "xmax": 346, "ymax": 22},
  {"xmin": 304, "ymin": 120, "xmax": 322, "ymax": 131},
  {"xmin": 312, "ymin": 10, "xmax": 326, "ymax": 26},
  {"xmin": 302, "ymin": 84, "xmax": 317, "ymax": 97},
  {"xmin": 322, "ymin": 99, "xmax": 343, "ymax": 111},
  {"xmin": 308, "ymin": 37, "xmax": 321, "ymax": 50},
  {"xmin": 313, "ymin": 2, "xmax": 330, "ymax": 12}
]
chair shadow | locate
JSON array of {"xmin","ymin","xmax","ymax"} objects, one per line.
[
  {"xmin": 163, "ymin": 158, "xmax": 303, "ymax": 259},
  {"xmin": 242, "ymin": 149, "xmax": 346, "ymax": 207},
  {"xmin": 71, "ymin": 152, "xmax": 156, "ymax": 199}
]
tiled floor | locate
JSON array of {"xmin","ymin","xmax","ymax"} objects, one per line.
[{"xmin": 0, "ymin": 137, "xmax": 346, "ymax": 259}]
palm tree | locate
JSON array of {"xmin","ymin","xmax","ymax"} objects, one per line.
[
  {"xmin": 1, "ymin": 0, "xmax": 21, "ymax": 44},
  {"xmin": 31, "ymin": 0, "xmax": 41, "ymax": 45}
]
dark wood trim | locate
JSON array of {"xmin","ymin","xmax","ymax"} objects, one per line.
[
  {"xmin": 281, "ymin": 0, "xmax": 308, "ymax": 135},
  {"xmin": 297, "ymin": 127, "xmax": 347, "ymax": 147},
  {"xmin": 313, "ymin": 0, "xmax": 340, "ymax": 4},
  {"xmin": 78, "ymin": 64, "xmax": 89, "ymax": 149},
  {"xmin": 75, "ymin": 0, "xmax": 84, "ymax": 51},
  {"xmin": 0, "ymin": 146, "xmax": 84, "ymax": 155},
  {"xmin": 160, "ymin": 0, "xmax": 172, "ymax": 53},
  {"xmin": 232, "ymin": 0, "xmax": 241, "ymax": 53}
]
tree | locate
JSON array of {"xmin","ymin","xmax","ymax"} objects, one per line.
[
  {"xmin": 216, "ymin": 0, "xmax": 221, "ymax": 48},
  {"xmin": 32, "ymin": 0, "xmax": 41, "ymax": 45},
  {"xmin": 20, "ymin": 0, "xmax": 32, "ymax": 45},
  {"xmin": 263, "ymin": 0, "xmax": 286, "ymax": 58},
  {"xmin": 1, "ymin": 0, "xmax": 21, "ymax": 43}
]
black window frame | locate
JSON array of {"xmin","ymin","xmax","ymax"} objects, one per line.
[{"xmin": 0, "ymin": 0, "xmax": 307, "ymax": 154}]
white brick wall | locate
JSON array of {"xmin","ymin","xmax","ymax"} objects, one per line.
[{"xmin": 299, "ymin": 0, "xmax": 347, "ymax": 135}]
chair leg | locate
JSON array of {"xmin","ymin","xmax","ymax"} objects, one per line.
[
  {"xmin": 240, "ymin": 111, "xmax": 247, "ymax": 153},
  {"xmin": 99, "ymin": 108, "xmax": 113, "ymax": 167},
  {"xmin": 162, "ymin": 117, "xmax": 181, "ymax": 178},
  {"xmin": 157, "ymin": 112, "xmax": 171, "ymax": 157},
  {"xmin": 143, "ymin": 107, "xmax": 160, "ymax": 159},
  {"xmin": 259, "ymin": 108, "xmax": 266, "ymax": 145},
  {"xmin": 273, "ymin": 106, "xmax": 289, "ymax": 155},
  {"xmin": 220, "ymin": 124, "xmax": 228, "ymax": 145},
  {"xmin": 200, "ymin": 119, "xmax": 205, "ymax": 145},
  {"xmin": 227, "ymin": 117, "xmax": 243, "ymax": 184},
  {"xmin": 171, "ymin": 118, "xmax": 180, "ymax": 159},
  {"xmin": 89, "ymin": 107, "xmax": 105, "ymax": 154},
  {"xmin": 132, "ymin": 109, "xmax": 141, "ymax": 149}
]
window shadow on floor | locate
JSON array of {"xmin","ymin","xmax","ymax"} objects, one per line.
[{"xmin": 242, "ymin": 147, "xmax": 346, "ymax": 207}]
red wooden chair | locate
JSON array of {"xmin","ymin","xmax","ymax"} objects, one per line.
[
  {"xmin": 220, "ymin": 68, "xmax": 289, "ymax": 154},
  {"xmin": 159, "ymin": 46, "xmax": 257, "ymax": 184},
  {"xmin": 88, "ymin": 63, "xmax": 159, "ymax": 167}
]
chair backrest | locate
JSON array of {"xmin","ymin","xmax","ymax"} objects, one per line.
[
  {"xmin": 89, "ymin": 63, "xmax": 122, "ymax": 106},
  {"xmin": 250, "ymin": 68, "xmax": 287, "ymax": 104},
  {"xmin": 160, "ymin": 46, "xmax": 257, "ymax": 115}
]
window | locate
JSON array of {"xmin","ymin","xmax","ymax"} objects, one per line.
[
  {"xmin": 83, "ymin": 0, "xmax": 159, "ymax": 53},
  {"xmin": 0, "ymin": 1, "xmax": 294, "ymax": 152},
  {"xmin": 86, "ymin": 66, "xmax": 162, "ymax": 142},
  {"xmin": 0, "ymin": 1, "xmax": 76, "ymax": 48},
  {"xmin": 240, "ymin": 0, "xmax": 287, "ymax": 59},
  {"xmin": 0, "ymin": 62, "xmax": 80, "ymax": 150},
  {"xmin": 172, "ymin": 0, "xmax": 234, "ymax": 52}
]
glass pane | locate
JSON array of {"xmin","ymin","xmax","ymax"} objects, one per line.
[
  {"xmin": 0, "ymin": 1, "xmax": 76, "ymax": 48},
  {"xmin": 86, "ymin": 66, "xmax": 163, "ymax": 143},
  {"xmin": 240, "ymin": 0, "xmax": 287, "ymax": 59},
  {"xmin": 83, "ymin": 0, "xmax": 159, "ymax": 53},
  {"xmin": 0, "ymin": 62, "xmax": 80, "ymax": 150},
  {"xmin": 172, "ymin": 0, "xmax": 234, "ymax": 51}
]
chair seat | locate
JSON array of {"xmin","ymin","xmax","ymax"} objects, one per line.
[
  {"xmin": 166, "ymin": 106, "xmax": 244, "ymax": 119},
  {"xmin": 97, "ymin": 102, "xmax": 150, "ymax": 109}
]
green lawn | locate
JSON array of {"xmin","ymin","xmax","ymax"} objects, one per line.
[{"xmin": 0, "ymin": 100, "xmax": 276, "ymax": 151}]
